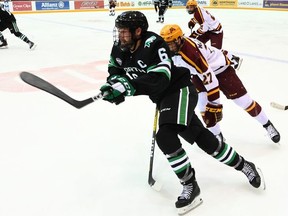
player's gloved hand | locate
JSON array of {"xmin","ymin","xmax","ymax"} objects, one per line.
[
  {"xmin": 189, "ymin": 31, "xmax": 199, "ymax": 38},
  {"xmin": 202, "ymin": 103, "xmax": 223, "ymax": 127},
  {"xmin": 188, "ymin": 20, "xmax": 195, "ymax": 29},
  {"xmin": 100, "ymin": 76, "xmax": 135, "ymax": 105}
]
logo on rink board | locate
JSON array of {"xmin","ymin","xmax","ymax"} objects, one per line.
[{"xmin": 35, "ymin": 1, "xmax": 70, "ymax": 10}]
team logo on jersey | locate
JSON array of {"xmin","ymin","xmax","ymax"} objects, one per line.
[{"xmin": 144, "ymin": 36, "xmax": 156, "ymax": 48}]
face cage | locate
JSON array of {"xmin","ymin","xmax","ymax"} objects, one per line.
[
  {"xmin": 167, "ymin": 39, "xmax": 182, "ymax": 54},
  {"xmin": 113, "ymin": 27, "xmax": 119, "ymax": 46},
  {"xmin": 113, "ymin": 26, "xmax": 137, "ymax": 52},
  {"xmin": 186, "ymin": 6, "xmax": 196, "ymax": 14}
]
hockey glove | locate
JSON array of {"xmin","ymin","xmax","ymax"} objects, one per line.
[
  {"xmin": 100, "ymin": 76, "xmax": 135, "ymax": 105},
  {"xmin": 188, "ymin": 20, "xmax": 195, "ymax": 29},
  {"xmin": 189, "ymin": 31, "xmax": 199, "ymax": 39},
  {"xmin": 202, "ymin": 103, "xmax": 223, "ymax": 128},
  {"xmin": 168, "ymin": 1, "xmax": 172, "ymax": 7}
]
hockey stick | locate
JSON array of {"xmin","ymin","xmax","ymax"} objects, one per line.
[
  {"xmin": 148, "ymin": 107, "xmax": 162, "ymax": 191},
  {"xmin": 20, "ymin": 72, "xmax": 103, "ymax": 109},
  {"xmin": 270, "ymin": 102, "xmax": 288, "ymax": 110}
]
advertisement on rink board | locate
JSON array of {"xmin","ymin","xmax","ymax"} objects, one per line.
[
  {"xmin": 1, "ymin": 0, "xmax": 288, "ymax": 12},
  {"xmin": 12, "ymin": 1, "xmax": 32, "ymax": 11},
  {"xmin": 35, "ymin": 1, "xmax": 70, "ymax": 10},
  {"xmin": 238, "ymin": 0, "xmax": 263, "ymax": 8},
  {"xmin": 210, "ymin": 0, "xmax": 237, "ymax": 7},
  {"xmin": 263, "ymin": 0, "xmax": 288, "ymax": 8},
  {"xmin": 74, "ymin": 1, "xmax": 104, "ymax": 9}
]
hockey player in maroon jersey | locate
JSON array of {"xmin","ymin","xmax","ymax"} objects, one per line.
[
  {"xmin": 0, "ymin": 4, "xmax": 36, "ymax": 49},
  {"xmin": 108, "ymin": 0, "xmax": 117, "ymax": 16},
  {"xmin": 185, "ymin": 0, "xmax": 242, "ymax": 70},
  {"xmin": 160, "ymin": 24, "xmax": 280, "ymax": 144},
  {"xmin": 99, "ymin": 11, "xmax": 265, "ymax": 215}
]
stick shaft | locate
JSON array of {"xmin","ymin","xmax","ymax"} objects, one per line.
[{"xmin": 148, "ymin": 107, "xmax": 159, "ymax": 186}]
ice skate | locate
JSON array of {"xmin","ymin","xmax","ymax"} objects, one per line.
[
  {"xmin": 241, "ymin": 161, "xmax": 266, "ymax": 190},
  {"xmin": 0, "ymin": 39, "xmax": 8, "ymax": 48},
  {"xmin": 176, "ymin": 180, "xmax": 203, "ymax": 215},
  {"xmin": 28, "ymin": 41, "xmax": 36, "ymax": 50},
  {"xmin": 231, "ymin": 55, "xmax": 243, "ymax": 71},
  {"xmin": 263, "ymin": 120, "xmax": 280, "ymax": 143}
]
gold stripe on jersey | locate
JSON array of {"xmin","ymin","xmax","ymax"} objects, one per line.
[
  {"xmin": 207, "ymin": 87, "xmax": 219, "ymax": 97},
  {"xmin": 179, "ymin": 38, "xmax": 209, "ymax": 74},
  {"xmin": 215, "ymin": 23, "xmax": 222, "ymax": 32},
  {"xmin": 224, "ymin": 53, "xmax": 231, "ymax": 65},
  {"xmin": 196, "ymin": 7, "xmax": 204, "ymax": 24},
  {"xmin": 207, "ymin": 87, "xmax": 220, "ymax": 101},
  {"xmin": 245, "ymin": 101, "xmax": 256, "ymax": 112},
  {"xmin": 192, "ymin": 18, "xmax": 197, "ymax": 25},
  {"xmin": 197, "ymin": 28, "xmax": 204, "ymax": 35}
]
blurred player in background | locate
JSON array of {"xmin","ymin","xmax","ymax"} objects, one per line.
[
  {"xmin": 109, "ymin": 0, "xmax": 117, "ymax": 16},
  {"xmin": 154, "ymin": 0, "xmax": 172, "ymax": 23},
  {"xmin": 0, "ymin": 4, "xmax": 36, "ymax": 49},
  {"xmin": 160, "ymin": 24, "xmax": 280, "ymax": 144},
  {"xmin": 185, "ymin": 0, "xmax": 242, "ymax": 70}
]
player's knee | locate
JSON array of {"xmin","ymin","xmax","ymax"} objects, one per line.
[
  {"xmin": 195, "ymin": 129, "xmax": 220, "ymax": 155},
  {"xmin": 156, "ymin": 124, "xmax": 182, "ymax": 155}
]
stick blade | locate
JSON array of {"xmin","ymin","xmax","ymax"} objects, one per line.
[
  {"xmin": 20, "ymin": 72, "xmax": 93, "ymax": 109},
  {"xmin": 270, "ymin": 102, "xmax": 288, "ymax": 110},
  {"xmin": 149, "ymin": 178, "xmax": 162, "ymax": 191}
]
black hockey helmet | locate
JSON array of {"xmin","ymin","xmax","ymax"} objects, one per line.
[{"xmin": 115, "ymin": 11, "xmax": 149, "ymax": 32}]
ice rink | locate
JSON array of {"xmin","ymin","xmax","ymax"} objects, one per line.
[{"xmin": 1, "ymin": 8, "xmax": 288, "ymax": 216}]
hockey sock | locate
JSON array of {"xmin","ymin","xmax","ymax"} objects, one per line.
[
  {"xmin": 16, "ymin": 33, "xmax": 30, "ymax": 43},
  {"xmin": 166, "ymin": 148, "xmax": 195, "ymax": 183},
  {"xmin": 212, "ymin": 142, "xmax": 244, "ymax": 170}
]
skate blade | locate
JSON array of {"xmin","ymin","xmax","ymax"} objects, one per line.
[
  {"xmin": 256, "ymin": 167, "xmax": 266, "ymax": 190},
  {"xmin": 177, "ymin": 196, "xmax": 203, "ymax": 215},
  {"xmin": 150, "ymin": 180, "xmax": 162, "ymax": 192},
  {"xmin": 236, "ymin": 58, "xmax": 243, "ymax": 71}
]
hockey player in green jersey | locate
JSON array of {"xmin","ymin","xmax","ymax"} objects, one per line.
[
  {"xmin": 0, "ymin": 4, "xmax": 36, "ymax": 49},
  {"xmin": 99, "ymin": 11, "xmax": 265, "ymax": 215}
]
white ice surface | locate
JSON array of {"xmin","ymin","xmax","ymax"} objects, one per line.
[{"xmin": 0, "ymin": 8, "xmax": 288, "ymax": 216}]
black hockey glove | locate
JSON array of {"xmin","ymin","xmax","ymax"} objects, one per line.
[
  {"xmin": 100, "ymin": 76, "xmax": 135, "ymax": 105},
  {"xmin": 202, "ymin": 103, "xmax": 223, "ymax": 127}
]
